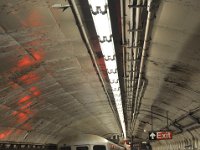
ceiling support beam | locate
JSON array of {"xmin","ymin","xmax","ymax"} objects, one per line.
[
  {"xmin": 188, "ymin": 113, "xmax": 200, "ymax": 124},
  {"xmin": 172, "ymin": 122, "xmax": 183, "ymax": 133}
]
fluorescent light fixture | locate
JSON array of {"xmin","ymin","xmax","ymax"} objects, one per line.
[
  {"xmin": 105, "ymin": 61, "xmax": 117, "ymax": 72},
  {"xmin": 88, "ymin": 0, "xmax": 126, "ymax": 138},
  {"xmin": 101, "ymin": 42, "xmax": 115, "ymax": 56},
  {"xmin": 89, "ymin": 0, "xmax": 107, "ymax": 11},
  {"xmin": 110, "ymin": 82, "xmax": 119, "ymax": 89},
  {"xmin": 92, "ymin": 15, "xmax": 111, "ymax": 37}
]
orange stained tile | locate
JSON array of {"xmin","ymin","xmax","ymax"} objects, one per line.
[
  {"xmin": 33, "ymin": 91, "xmax": 41, "ymax": 96},
  {"xmin": 12, "ymin": 111, "xmax": 18, "ymax": 116},
  {"xmin": 0, "ymin": 130, "xmax": 12, "ymax": 139},
  {"xmin": 19, "ymin": 72, "xmax": 39, "ymax": 85},
  {"xmin": 32, "ymin": 51, "xmax": 43, "ymax": 61},
  {"xmin": 29, "ymin": 86, "xmax": 41, "ymax": 96},
  {"xmin": 29, "ymin": 86, "xmax": 37, "ymax": 92},
  {"xmin": 18, "ymin": 55, "xmax": 34, "ymax": 68},
  {"xmin": 18, "ymin": 95, "xmax": 31, "ymax": 104},
  {"xmin": 17, "ymin": 113, "xmax": 28, "ymax": 123},
  {"xmin": 21, "ymin": 10, "xmax": 43, "ymax": 27},
  {"xmin": 20, "ymin": 101, "xmax": 33, "ymax": 111},
  {"xmin": 23, "ymin": 109, "xmax": 32, "ymax": 114}
]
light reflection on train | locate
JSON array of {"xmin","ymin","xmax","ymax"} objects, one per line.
[{"xmin": 58, "ymin": 134, "xmax": 125, "ymax": 150}]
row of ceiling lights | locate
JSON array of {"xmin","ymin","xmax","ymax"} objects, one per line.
[{"xmin": 88, "ymin": 0, "xmax": 126, "ymax": 138}]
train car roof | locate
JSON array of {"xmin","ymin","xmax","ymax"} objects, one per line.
[{"xmin": 59, "ymin": 134, "xmax": 109, "ymax": 145}]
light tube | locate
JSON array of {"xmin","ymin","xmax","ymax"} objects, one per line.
[
  {"xmin": 88, "ymin": 0, "xmax": 126, "ymax": 138},
  {"xmin": 100, "ymin": 42, "xmax": 115, "ymax": 57}
]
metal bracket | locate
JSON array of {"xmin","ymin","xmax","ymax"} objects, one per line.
[
  {"xmin": 188, "ymin": 113, "xmax": 200, "ymax": 124},
  {"xmin": 99, "ymin": 35, "xmax": 112, "ymax": 43},
  {"xmin": 172, "ymin": 121, "xmax": 183, "ymax": 133},
  {"xmin": 107, "ymin": 69, "xmax": 117, "ymax": 74},
  {"xmin": 112, "ymin": 87, "xmax": 120, "ymax": 91},
  {"xmin": 127, "ymin": 46, "xmax": 142, "ymax": 49},
  {"xmin": 128, "ymin": 70, "xmax": 137, "ymax": 73},
  {"xmin": 90, "ymin": 5, "xmax": 108, "ymax": 15},
  {"xmin": 128, "ymin": 28, "xmax": 143, "ymax": 32},
  {"xmin": 52, "ymin": 4, "xmax": 70, "ymax": 12},
  {"xmin": 110, "ymin": 79, "xmax": 119, "ymax": 84},
  {"xmin": 128, "ymin": 4, "xmax": 146, "ymax": 8},
  {"xmin": 104, "ymin": 55, "xmax": 116, "ymax": 61}
]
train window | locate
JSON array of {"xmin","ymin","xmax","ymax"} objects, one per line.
[
  {"xmin": 93, "ymin": 145, "xmax": 106, "ymax": 150},
  {"xmin": 76, "ymin": 146, "xmax": 88, "ymax": 150},
  {"xmin": 60, "ymin": 146, "xmax": 71, "ymax": 150}
]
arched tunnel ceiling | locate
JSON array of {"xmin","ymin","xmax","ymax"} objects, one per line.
[
  {"xmin": 133, "ymin": 0, "xmax": 200, "ymax": 141},
  {"xmin": 0, "ymin": 0, "xmax": 121, "ymax": 143},
  {"xmin": 0, "ymin": 0, "xmax": 200, "ymax": 145}
]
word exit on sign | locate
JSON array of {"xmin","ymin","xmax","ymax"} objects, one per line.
[{"xmin": 149, "ymin": 131, "xmax": 172, "ymax": 140}]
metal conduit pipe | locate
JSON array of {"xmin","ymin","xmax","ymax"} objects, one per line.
[
  {"xmin": 127, "ymin": 0, "xmax": 134, "ymax": 112},
  {"xmin": 120, "ymin": 0, "xmax": 128, "ymax": 113},
  {"xmin": 124, "ymin": 0, "xmax": 143, "ymax": 132},
  {"xmin": 133, "ymin": 79, "xmax": 146, "ymax": 119},
  {"xmin": 130, "ymin": 0, "xmax": 143, "ymax": 120},
  {"xmin": 68, "ymin": 0, "xmax": 122, "ymax": 130},
  {"xmin": 124, "ymin": 0, "xmax": 134, "ymax": 131},
  {"xmin": 130, "ymin": 79, "xmax": 146, "ymax": 132},
  {"xmin": 133, "ymin": 0, "xmax": 153, "ymax": 118},
  {"xmin": 121, "ymin": 0, "xmax": 133, "ymax": 131},
  {"xmin": 130, "ymin": 0, "xmax": 153, "ymax": 134}
]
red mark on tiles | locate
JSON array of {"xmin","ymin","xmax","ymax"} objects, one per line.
[
  {"xmin": 0, "ymin": 130, "xmax": 12, "ymax": 139},
  {"xmin": 20, "ymin": 72, "xmax": 39, "ymax": 85},
  {"xmin": 18, "ymin": 55, "xmax": 34, "ymax": 68},
  {"xmin": 33, "ymin": 91, "xmax": 41, "ymax": 96},
  {"xmin": 14, "ymin": 86, "xmax": 41, "ymax": 125},
  {"xmin": 29, "ymin": 86, "xmax": 41, "ymax": 96},
  {"xmin": 23, "ymin": 109, "xmax": 32, "ymax": 114},
  {"xmin": 17, "ymin": 112, "xmax": 28, "ymax": 123},
  {"xmin": 12, "ymin": 111, "xmax": 18, "ymax": 116},
  {"xmin": 21, "ymin": 10, "xmax": 43, "ymax": 27},
  {"xmin": 12, "ymin": 110, "xmax": 30, "ymax": 123},
  {"xmin": 20, "ymin": 101, "xmax": 32, "ymax": 111},
  {"xmin": 16, "ymin": 51, "xmax": 43, "ymax": 71},
  {"xmin": 18, "ymin": 95, "xmax": 31, "ymax": 104},
  {"xmin": 29, "ymin": 86, "xmax": 37, "ymax": 92},
  {"xmin": 32, "ymin": 51, "xmax": 43, "ymax": 61}
]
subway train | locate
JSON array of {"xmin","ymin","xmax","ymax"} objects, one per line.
[{"xmin": 58, "ymin": 134, "xmax": 125, "ymax": 150}]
